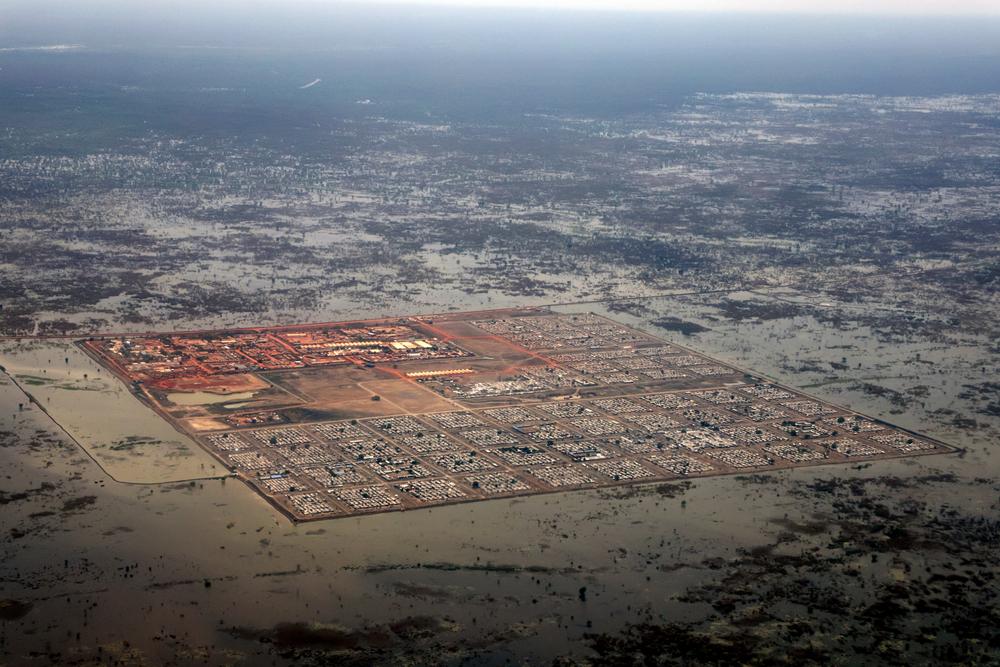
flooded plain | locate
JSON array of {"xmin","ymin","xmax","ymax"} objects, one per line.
[
  {"xmin": 0, "ymin": 340, "xmax": 222, "ymax": 484},
  {"xmin": 1, "ymin": 293, "xmax": 995, "ymax": 665},
  {"xmin": 2, "ymin": 33, "xmax": 999, "ymax": 662}
]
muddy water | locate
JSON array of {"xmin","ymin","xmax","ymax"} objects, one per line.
[
  {"xmin": 0, "ymin": 296, "xmax": 995, "ymax": 665},
  {"xmin": 166, "ymin": 390, "xmax": 258, "ymax": 406},
  {"xmin": 0, "ymin": 339, "xmax": 222, "ymax": 483}
]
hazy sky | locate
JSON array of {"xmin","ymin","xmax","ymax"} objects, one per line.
[
  {"xmin": 4, "ymin": 0, "xmax": 1000, "ymax": 54},
  {"xmin": 372, "ymin": 0, "xmax": 1000, "ymax": 14}
]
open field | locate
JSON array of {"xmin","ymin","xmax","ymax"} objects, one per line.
[{"xmin": 78, "ymin": 309, "xmax": 954, "ymax": 521}]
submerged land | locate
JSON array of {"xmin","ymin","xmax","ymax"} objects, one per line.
[
  {"xmin": 0, "ymin": 36, "xmax": 998, "ymax": 666},
  {"xmin": 0, "ymin": 297, "xmax": 994, "ymax": 665}
]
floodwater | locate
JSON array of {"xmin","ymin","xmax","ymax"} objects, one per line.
[
  {"xmin": 166, "ymin": 390, "xmax": 258, "ymax": 406},
  {"xmin": 0, "ymin": 294, "xmax": 995, "ymax": 665},
  {"xmin": 0, "ymin": 339, "xmax": 221, "ymax": 484}
]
